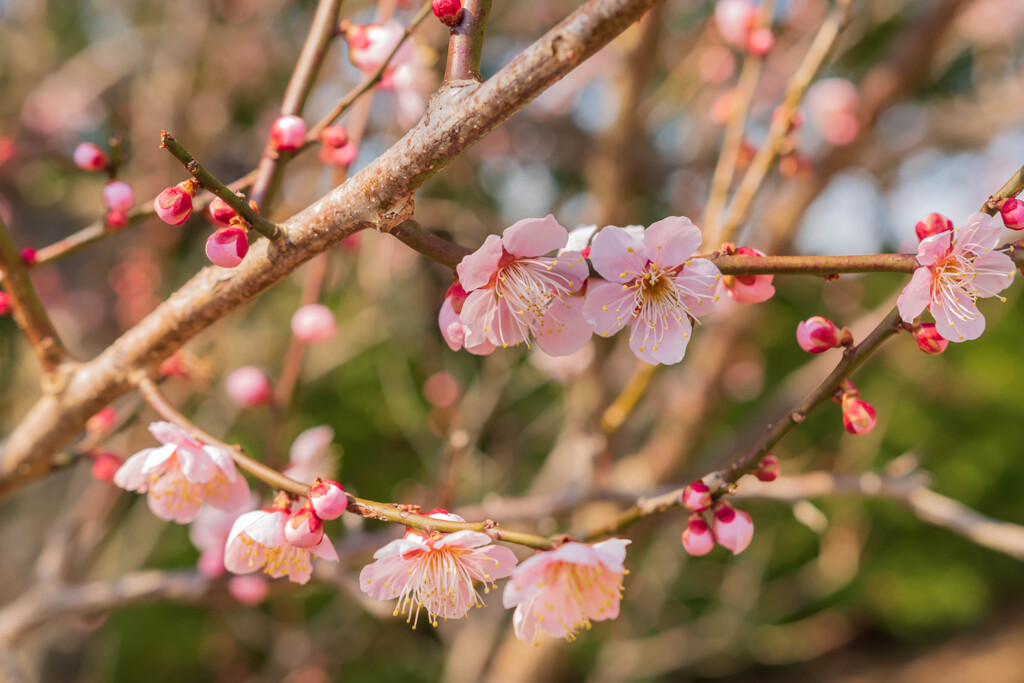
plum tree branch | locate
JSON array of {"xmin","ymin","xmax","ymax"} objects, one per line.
[{"xmin": 444, "ymin": 0, "xmax": 492, "ymax": 82}]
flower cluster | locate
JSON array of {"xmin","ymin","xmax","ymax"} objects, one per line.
[
  {"xmin": 444, "ymin": 216, "xmax": 726, "ymax": 366},
  {"xmin": 680, "ymin": 481, "xmax": 756, "ymax": 556}
]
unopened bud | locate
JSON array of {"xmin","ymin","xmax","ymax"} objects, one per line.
[
  {"xmin": 106, "ymin": 209, "xmax": 130, "ymax": 229},
  {"xmin": 291, "ymin": 304, "xmax": 337, "ymax": 344},
  {"xmin": 796, "ymin": 316, "xmax": 842, "ymax": 353},
  {"xmin": 284, "ymin": 507, "xmax": 325, "ymax": 548},
  {"xmin": 73, "ymin": 142, "xmax": 107, "ymax": 172},
  {"xmin": 681, "ymin": 517, "xmax": 715, "ymax": 557},
  {"xmin": 269, "ymin": 115, "xmax": 307, "ymax": 152},
  {"xmin": 20, "ymin": 248, "xmax": 36, "ymax": 265},
  {"xmin": 712, "ymin": 504, "xmax": 754, "ymax": 555},
  {"xmin": 154, "ymin": 185, "xmax": 194, "ymax": 225},
  {"xmin": 841, "ymin": 395, "xmax": 876, "ymax": 435},
  {"xmin": 205, "ymin": 226, "xmax": 249, "ymax": 268},
  {"xmin": 320, "ymin": 125, "xmax": 350, "ymax": 149},
  {"xmin": 208, "ymin": 197, "xmax": 238, "ymax": 227},
  {"xmin": 755, "ymin": 453, "xmax": 780, "ymax": 482},
  {"xmin": 912, "ymin": 322, "xmax": 948, "ymax": 355},
  {"xmin": 432, "ymin": 0, "xmax": 463, "ymax": 27},
  {"xmin": 224, "ymin": 366, "xmax": 273, "ymax": 408},
  {"xmin": 103, "ymin": 180, "xmax": 135, "ymax": 212},
  {"xmin": 310, "ymin": 479, "xmax": 347, "ymax": 520},
  {"xmin": 915, "ymin": 212, "xmax": 953, "ymax": 241},
  {"xmin": 1000, "ymin": 198, "xmax": 1024, "ymax": 230},
  {"xmin": 746, "ymin": 27, "xmax": 774, "ymax": 56},
  {"xmin": 90, "ymin": 451, "xmax": 125, "ymax": 482},
  {"xmin": 682, "ymin": 480, "xmax": 712, "ymax": 512},
  {"xmin": 0, "ymin": 292, "xmax": 9, "ymax": 315}
]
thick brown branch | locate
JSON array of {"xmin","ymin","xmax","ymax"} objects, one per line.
[{"xmin": 0, "ymin": 216, "xmax": 68, "ymax": 372}]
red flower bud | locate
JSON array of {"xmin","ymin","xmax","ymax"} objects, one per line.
[
  {"xmin": 432, "ymin": 0, "xmax": 463, "ymax": 27},
  {"xmin": 912, "ymin": 322, "xmax": 948, "ymax": 355},
  {"xmin": 796, "ymin": 316, "xmax": 842, "ymax": 353},
  {"xmin": 755, "ymin": 453, "xmax": 780, "ymax": 482},
  {"xmin": 682, "ymin": 480, "xmax": 712, "ymax": 512},
  {"xmin": 681, "ymin": 517, "xmax": 715, "ymax": 557},
  {"xmin": 915, "ymin": 212, "xmax": 953, "ymax": 241}
]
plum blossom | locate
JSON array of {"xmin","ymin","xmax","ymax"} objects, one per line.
[
  {"xmin": 189, "ymin": 495, "xmax": 259, "ymax": 578},
  {"xmin": 113, "ymin": 422, "xmax": 250, "ymax": 523},
  {"xmin": 502, "ymin": 539, "xmax": 630, "ymax": 643},
  {"xmin": 456, "ymin": 215, "xmax": 590, "ymax": 356},
  {"xmin": 723, "ymin": 247, "xmax": 775, "ymax": 304},
  {"xmin": 896, "ymin": 212, "xmax": 1015, "ymax": 342},
  {"xmin": 583, "ymin": 218, "xmax": 721, "ymax": 365},
  {"xmin": 224, "ymin": 497, "xmax": 338, "ymax": 585},
  {"xmin": 282, "ymin": 426, "xmax": 336, "ymax": 483},
  {"xmin": 359, "ymin": 511, "xmax": 518, "ymax": 628}
]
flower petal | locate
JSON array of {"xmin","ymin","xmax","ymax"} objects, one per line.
[
  {"xmin": 456, "ymin": 234, "xmax": 503, "ymax": 291},
  {"xmin": 533, "ymin": 295, "xmax": 592, "ymax": 357},
  {"xmin": 932, "ymin": 285, "xmax": 985, "ymax": 342},
  {"xmin": 674, "ymin": 259, "xmax": 722, "ymax": 318},
  {"xmin": 113, "ymin": 450, "xmax": 153, "ymax": 491},
  {"xmin": 643, "ymin": 217, "xmax": 702, "ymax": 268},
  {"xmin": 970, "ymin": 251, "xmax": 1016, "ymax": 297},
  {"xmin": 726, "ymin": 275, "xmax": 775, "ymax": 304},
  {"xmin": 589, "ymin": 226, "xmax": 649, "ymax": 283},
  {"xmin": 310, "ymin": 534, "xmax": 339, "ymax": 562},
  {"xmin": 916, "ymin": 231, "xmax": 951, "ymax": 266},
  {"xmin": 432, "ymin": 530, "xmax": 493, "ymax": 549},
  {"xmin": 897, "ymin": 267, "xmax": 933, "ymax": 323},
  {"xmin": 956, "ymin": 211, "xmax": 1002, "ymax": 253},
  {"xmin": 628, "ymin": 305, "xmax": 693, "ymax": 366},
  {"xmin": 501, "ymin": 215, "xmax": 568, "ymax": 258},
  {"xmin": 289, "ymin": 426, "xmax": 334, "ymax": 467},
  {"xmin": 583, "ymin": 279, "xmax": 635, "ymax": 337},
  {"xmin": 459, "ymin": 288, "xmax": 497, "ymax": 348},
  {"xmin": 243, "ymin": 510, "xmax": 288, "ymax": 547},
  {"xmin": 438, "ymin": 297, "xmax": 465, "ymax": 351}
]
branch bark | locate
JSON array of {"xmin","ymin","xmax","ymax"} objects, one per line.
[{"xmin": 0, "ymin": 0, "xmax": 668, "ymax": 500}]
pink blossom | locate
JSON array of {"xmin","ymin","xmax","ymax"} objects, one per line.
[
  {"xmin": 714, "ymin": 0, "xmax": 758, "ymax": 48},
  {"xmin": 583, "ymin": 218, "xmax": 721, "ymax": 365},
  {"xmin": 224, "ymin": 504, "xmax": 338, "ymax": 585},
  {"xmin": 103, "ymin": 181, "xmax": 135, "ymax": 212},
  {"xmin": 712, "ymin": 504, "xmax": 753, "ymax": 555},
  {"xmin": 291, "ymin": 304, "xmax": 336, "ymax": 343},
  {"xmin": 456, "ymin": 215, "xmax": 591, "ymax": 356},
  {"xmin": 805, "ymin": 78, "xmax": 860, "ymax": 146},
  {"xmin": 318, "ymin": 140, "xmax": 359, "ymax": 167},
  {"xmin": 502, "ymin": 539, "xmax": 630, "ymax": 643},
  {"xmin": 189, "ymin": 495, "xmax": 258, "ymax": 578},
  {"xmin": 1001, "ymin": 198, "xmax": 1024, "ymax": 230},
  {"xmin": 682, "ymin": 518, "xmax": 715, "ymax": 557},
  {"xmin": 795, "ymin": 315, "xmax": 842, "ymax": 353},
  {"xmin": 896, "ymin": 212, "xmax": 1015, "ymax": 342},
  {"xmin": 205, "ymin": 226, "xmax": 249, "ymax": 268},
  {"xmin": 73, "ymin": 142, "xmax": 107, "ymax": 172},
  {"xmin": 283, "ymin": 426, "xmax": 336, "ymax": 483},
  {"xmin": 746, "ymin": 27, "xmax": 774, "ymax": 55},
  {"xmin": 723, "ymin": 247, "xmax": 775, "ymax": 304},
  {"xmin": 345, "ymin": 22, "xmax": 412, "ymax": 79},
  {"xmin": 228, "ymin": 576, "xmax": 270, "ymax": 605},
  {"xmin": 309, "ymin": 479, "xmax": 347, "ymax": 520},
  {"xmin": 269, "ymin": 115, "xmax": 307, "ymax": 152},
  {"xmin": 359, "ymin": 511, "xmax": 518, "ymax": 628},
  {"xmin": 912, "ymin": 322, "xmax": 948, "ymax": 355},
  {"xmin": 113, "ymin": 422, "xmax": 250, "ymax": 523},
  {"xmin": 224, "ymin": 366, "xmax": 273, "ymax": 408},
  {"xmin": 438, "ymin": 282, "xmax": 494, "ymax": 355},
  {"xmin": 90, "ymin": 451, "xmax": 124, "ymax": 483}
]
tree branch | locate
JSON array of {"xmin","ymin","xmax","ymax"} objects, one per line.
[
  {"xmin": 444, "ymin": 0, "xmax": 492, "ymax": 82},
  {"xmin": 0, "ymin": 216, "xmax": 68, "ymax": 372}
]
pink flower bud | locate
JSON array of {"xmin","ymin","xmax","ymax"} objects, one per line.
[
  {"xmin": 205, "ymin": 226, "xmax": 249, "ymax": 268},
  {"xmin": 269, "ymin": 115, "xmax": 307, "ymax": 152},
  {"xmin": 912, "ymin": 322, "xmax": 948, "ymax": 355},
  {"xmin": 796, "ymin": 316, "xmax": 842, "ymax": 353},
  {"xmin": 103, "ymin": 180, "xmax": 135, "ymax": 212},
  {"xmin": 197, "ymin": 549, "xmax": 226, "ymax": 579},
  {"xmin": 309, "ymin": 479, "xmax": 347, "ymax": 520},
  {"xmin": 1000, "ymin": 197, "xmax": 1024, "ymax": 230},
  {"xmin": 317, "ymin": 141, "xmax": 359, "ymax": 167},
  {"xmin": 746, "ymin": 27, "xmax": 774, "ymax": 56},
  {"xmin": 321, "ymin": 126, "xmax": 350, "ymax": 148},
  {"xmin": 755, "ymin": 453, "xmax": 780, "ymax": 482},
  {"xmin": 0, "ymin": 292, "xmax": 9, "ymax": 315},
  {"xmin": 724, "ymin": 246, "xmax": 775, "ymax": 304},
  {"xmin": 224, "ymin": 366, "xmax": 273, "ymax": 407},
  {"xmin": 106, "ymin": 209, "xmax": 130, "ymax": 229},
  {"xmin": 20, "ymin": 248, "xmax": 36, "ymax": 265},
  {"xmin": 284, "ymin": 507, "xmax": 325, "ymax": 548},
  {"xmin": 291, "ymin": 304, "xmax": 336, "ymax": 343},
  {"xmin": 682, "ymin": 480, "xmax": 712, "ymax": 512},
  {"xmin": 86, "ymin": 406, "xmax": 117, "ymax": 433},
  {"xmin": 682, "ymin": 517, "xmax": 715, "ymax": 557},
  {"xmin": 805, "ymin": 78, "xmax": 861, "ymax": 146},
  {"xmin": 228, "ymin": 575, "xmax": 269, "ymax": 605},
  {"xmin": 915, "ymin": 212, "xmax": 953, "ymax": 241},
  {"xmin": 423, "ymin": 371, "xmax": 460, "ymax": 408},
  {"xmin": 712, "ymin": 504, "xmax": 754, "ymax": 555},
  {"xmin": 432, "ymin": 0, "xmax": 463, "ymax": 27},
  {"xmin": 90, "ymin": 450, "xmax": 124, "ymax": 482},
  {"xmin": 72, "ymin": 142, "xmax": 107, "ymax": 172},
  {"xmin": 714, "ymin": 0, "xmax": 757, "ymax": 47},
  {"xmin": 208, "ymin": 197, "xmax": 237, "ymax": 227},
  {"xmin": 841, "ymin": 395, "xmax": 876, "ymax": 435},
  {"xmin": 154, "ymin": 185, "xmax": 194, "ymax": 225}
]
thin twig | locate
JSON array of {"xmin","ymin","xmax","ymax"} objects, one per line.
[
  {"xmin": 717, "ymin": 0, "xmax": 854, "ymax": 244},
  {"xmin": 0, "ymin": 216, "xmax": 68, "ymax": 372},
  {"xmin": 444, "ymin": 0, "xmax": 492, "ymax": 82},
  {"xmin": 159, "ymin": 132, "xmax": 282, "ymax": 240},
  {"xmin": 250, "ymin": 0, "xmax": 345, "ymax": 214}
]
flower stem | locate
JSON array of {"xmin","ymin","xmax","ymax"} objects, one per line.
[{"xmin": 443, "ymin": 0, "xmax": 492, "ymax": 82}]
